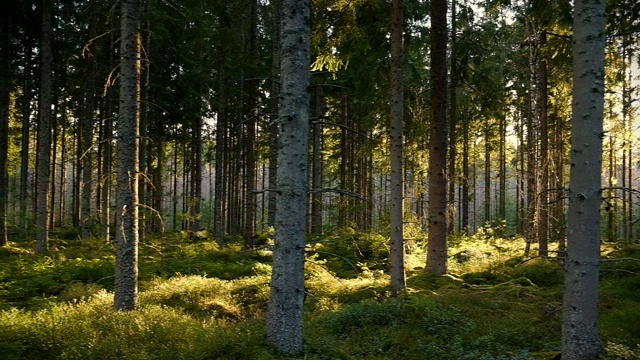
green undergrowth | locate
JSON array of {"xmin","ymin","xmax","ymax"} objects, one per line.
[{"xmin": 0, "ymin": 232, "xmax": 637, "ymax": 359}]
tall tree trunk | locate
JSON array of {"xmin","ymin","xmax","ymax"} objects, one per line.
[
  {"xmin": 49, "ymin": 96, "xmax": 58, "ymax": 228},
  {"xmin": 426, "ymin": 0, "xmax": 448, "ymax": 275},
  {"xmin": 214, "ymin": 59, "xmax": 227, "ymax": 246},
  {"xmin": 58, "ymin": 104, "xmax": 68, "ymax": 227},
  {"xmin": 517, "ymin": 109, "xmax": 526, "ymax": 236},
  {"xmin": 338, "ymin": 95, "xmax": 348, "ymax": 228},
  {"xmin": 554, "ymin": 113, "xmax": 566, "ymax": 254},
  {"xmin": 562, "ymin": 0, "xmax": 605, "ymax": 357},
  {"xmin": 267, "ymin": 0, "xmax": 281, "ymax": 229},
  {"xmin": 537, "ymin": 31, "xmax": 549, "ymax": 256},
  {"xmin": 101, "ymin": 101, "xmax": 113, "ymax": 242},
  {"xmin": 498, "ymin": 113, "xmax": 506, "ymax": 225},
  {"xmin": 138, "ymin": 18, "xmax": 150, "ymax": 240},
  {"xmin": 36, "ymin": 0, "xmax": 54, "ymax": 254},
  {"xmin": 101, "ymin": 33, "xmax": 116, "ymax": 242},
  {"xmin": 151, "ymin": 140, "xmax": 164, "ymax": 233},
  {"xmin": 20, "ymin": 36, "xmax": 32, "ymax": 233},
  {"xmin": 622, "ymin": 44, "xmax": 633, "ymax": 243},
  {"xmin": 607, "ymin": 125, "xmax": 615, "ymax": 242},
  {"xmin": 461, "ymin": 101, "xmax": 470, "ymax": 233},
  {"xmin": 447, "ymin": 0, "xmax": 457, "ymax": 235},
  {"xmin": 114, "ymin": 0, "xmax": 142, "ymax": 311},
  {"xmin": 267, "ymin": 0, "xmax": 310, "ymax": 354},
  {"xmin": 525, "ymin": 72, "xmax": 538, "ymax": 256},
  {"xmin": 389, "ymin": 0, "xmax": 405, "ymax": 291},
  {"xmin": 310, "ymin": 87, "xmax": 323, "ymax": 234},
  {"xmin": 0, "ymin": 4, "xmax": 10, "ymax": 246},
  {"xmin": 244, "ymin": 0, "xmax": 258, "ymax": 247},
  {"xmin": 81, "ymin": 3, "xmax": 98, "ymax": 239},
  {"xmin": 172, "ymin": 141, "xmax": 178, "ymax": 231},
  {"xmin": 484, "ymin": 120, "xmax": 491, "ymax": 225},
  {"xmin": 192, "ymin": 117, "xmax": 203, "ymax": 235}
]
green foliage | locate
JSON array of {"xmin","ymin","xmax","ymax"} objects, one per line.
[
  {"xmin": 0, "ymin": 299, "xmax": 272, "ymax": 360},
  {"xmin": 309, "ymin": 227, "xmax": 390, "ymax": 278},
  {"xmin": 0, "ymin": 232, "xmax": 637, "ymax": 358},
  {"xmin": 307, "ymin": 296, "xmax": 536, "ymax": 359}
]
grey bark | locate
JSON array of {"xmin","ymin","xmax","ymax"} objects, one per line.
[
  {"xmin": 36, "ymin": 0, "xmax": 54, "ymax": 254},
  {"xmin": 214, "ymin": 55, "xmax": 227, "ymax": 246},
  {"xmin": 114, "ymin": 0, "xmax": 141, "ymax": 311},
  {"xmin": 244, "ymin": 0, "xmax": 258, "ymax": 247},
  {"xmin": 266, "ymin": 0, "xmax": 310, "ymax": 354},
  {"xmin": 426, "ymin": 0, "xmax": 448, "ymax": 275},
  {"xmin": 101, "ymin": 30, "xmax": 117, "ymax": 242},
  {"xmin": 267, "ymin": 0, "xmax": 281, "ymax": 228},
  {"xmin": 561, "ymin": 0, "xmax": 606, "ymax": 357},
  {"xmin": 0, "ymin": 4, "xmax": 10, "ymax": 246},
  {"xmin": 20, "ymin": 36, "xmax": 32, "ymax": 233},
  {"xmin": 447, "ymin": 0, "xmax": 457, "ymax": 235},
  {"xmin": 310, "ymin": 87, "xmax": 323, "ymax": 234},
  {"xmin": 81, "ymin": 3, "xmax": 98, "ymax": 239},
  {"xmin": 389, "ymin": 0, "xmax": 406, "ymax": 291},
  {"xmin": 537, "ymin": 31, "xmax": 549, "ymax": 256}
]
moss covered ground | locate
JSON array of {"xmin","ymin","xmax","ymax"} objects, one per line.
[{"xmin": 0, "ymin": 229, "xmax": 638, "ymax": 359}]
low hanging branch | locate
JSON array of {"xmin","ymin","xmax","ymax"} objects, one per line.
[
  {"xmin": 252, "ymin": 187, "xmax": 363, "ymax": 199},
  {"xmin": 308, "ymin": 187, "xmax": 363, "ymax": 199}
]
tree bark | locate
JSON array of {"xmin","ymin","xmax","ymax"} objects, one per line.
[
  {"xmin": 81, "ymin": 2, "xmax": 98, "ymax": 239},
  {"xmin": 389, "ymin": 0, "xmax": 405, "ymax": 291},
  {"xmin": 244, "ymin": 0, "xmax": 258, "ymax": 247},
  {"xmin": 426, "ymin": 0, "xmax": 448, "ymax": 275},
  {"xmin": 19, "ymin": 35, "xmax": 32, "ymax": 233},
  {"xmin": 114, "ymin": 0, "xmax": 142, "ymax": 311},
  {"xmin": 267, "ymin": 0, "xmax": 310, "ymax": 354},
  {"xmin": 310, "ymin": 87, "xmax": 324, "ymax": 234},
  {"xmin": 447, "ymin": 0, "xmax": 457, "ymax": 235},
  {"xmin": 267, "ymin": 0, "xmax": 281, "ymax": 229},
  {"xmin": 214, "ymin": 48, "xmax": 227, "ymax": 246},
  {"xmin": 562, "ymin": 0, "xmax": 606, "ymax": 357},
  {"xmin": 0, "ymin": 3, "xmax": 11, "ymax": 246},
  {"xmin": 36, "ymin": 0, "xmax": 54, "ymax": 254},
  {"xmin": 537, "ymin": 31, "xmax": 549, "ymax": 256}
]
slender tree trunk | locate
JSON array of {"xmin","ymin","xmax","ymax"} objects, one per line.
[
  {"xmin": 555, "ymin": 114, "xmax": 566, "ymax": 254},
  {"xmin": 244, "ymin": 0, "xmax": 258, "ymax": 247},
  {"xmin": 214, "ymin": 62, "xmax": 227, "ymax": 245},
  {"xmin": 607, "ymin": 127, "xmax": 615, "ymax": 242},
  {"xmin": 267, "ymin": 0, "xmax": 310, "ymax": 353},
  {"xmin": 58, "ymin": 106, "xmax": 67, "ymax": 227},
  {"xmin": 389, "ymin": 0, "xmax": 405, "ymax": 291},
  {"xmin": 498, "ymin": 114, "xmax": 506, "ymax": 226},
  {"xmin": 517, "ymin": 109, "xmax": 526, "ymax": 236},
  {"xmin": 114, "ymin": 0, "xmax": 142, "ymax": 311},
  {"xmin": 139, "ymin": 11, "xmax": 152, "ymax": 240},
  {"xmin": 151, "ymin": 140, "xmax": 164, "ymax": 232},
  {"xmin": 537, "ymin": 31, "xmax": 549, "ymax": 256},
  {"xmin": 49, "ymin": 97, "xmax": 58, "ymax": 228},
  {"xmin": 36, "ymin": 0, "xmax": 54, "ymax": 254},
  {"xmin": 0, "ymin": 5, "xmax": 10, "ymax": 246},
  {"xmin": 338, "ymin": 95, "xmax": 348, "ymax": 228},
  {"xmin": 484, "ymin": 120, "xmax": 491, "ymax": 225},
  {"xmin": 81, "ymin": 3, "xmax": 98, "ymax": 239},
  {"xmin": 562, "ymin": 0, "xmax": 605, "ymax": 357},
  {"xmin": 461, "ymin": 102, "xmax": 469, "ymax": 233},
  {"xmin": 310, "ymin": 87, "xmax": 323, "ymax": 234},
  {"xmin": 447, "ymin": 0, "xmax": 458, "ymax": 235},
  {"xmin": 267, "ymin": 0, "xmax": 281, "ymax": 229},
  {"xmin": 524, "ymin": 24, "xmax": 539, "ymax": 256},
  {"xmin": 20, "ymin": 34, "xmax": 32, "ymax": 233},
  {"xmin": 426, "ymin": 0, "xmax": 448, "ymax": 275},
  {"xmin": 102, "ymin": 104, "xmax": 113, "ymax": 242}
]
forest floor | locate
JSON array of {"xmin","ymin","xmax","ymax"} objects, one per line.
[{"xmin": 0, "ymin": 227, "xmax": 638, "ymax": 359}]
